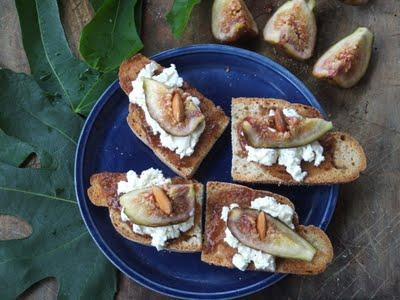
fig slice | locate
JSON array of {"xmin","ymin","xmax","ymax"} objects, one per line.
[
  {"xmin": 242, "ymin": 117, "xmax": 333, "ymax": 148},
  {"xmin": 339, "ymin": 0, "xmax": 368, "ymax": 5},
  {"xmin": 212, "ymin": 0, "xmax": 258, "ymax": 43},
  {"xmin": 263, "ymin": 0, "xmax": 317, "ymax": 60},
  {"xmin": 119, "ymin": 184, "xmax": 195, "ymax": 227},
  {"xmin": 227, "ymin": 208, "xmax": 316, "ymax": 261},
  {"xmin": 143, "ymin": 79, "xmax": 205, "ymax": 136},
  {"xmin": 313, "ymin": 27, "xmax": 374, "ymax": 88}
]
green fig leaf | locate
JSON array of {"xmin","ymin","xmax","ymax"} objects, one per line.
[{"xmin": 0, "ymin": 69, "xmax": 117, "ymax": 299}]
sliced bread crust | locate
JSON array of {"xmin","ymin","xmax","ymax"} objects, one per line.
[
  {"xmin": 201, "ymin": 182, "xmax": 334, "ymax": 274},
  {"xmin": 119, "ymin": 54, "xmax": 230, "ymax": 178},
  {"xmin": 231, "ymin": 97, "xmax": 367, "ymax": 185},
  {"xmin": 87, "ymin": 172, "xmax": 203, "ymax": 252}
]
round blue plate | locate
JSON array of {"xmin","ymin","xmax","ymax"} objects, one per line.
[{"xmin": 75, "ymin": 44, "xmax": 338, "ymax": 299}]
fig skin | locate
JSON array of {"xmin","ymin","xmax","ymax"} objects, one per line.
[
  {"xmin": 242, "ymin": 117, "xmax": 333, "ymax": 148},
  {"xmin": 212, "ymin": 0, "xmax": 258, "ymax": 43},
  {"xmin": 119, "ymin": 184, "xmax": 196, "ymax": 227},
  {"xmin": 312, "ymin": 27, "xmax": 374, "ymax": 88},
  {"xmin": 143, "ymin": 79, "xmax": 205, "ymax": 137},
  {"xmin": 263, "ymin": 0, "xmax": 317, "ymax": 60},
  {"xmin": 339, "ymin": 0, "xmax": 369, "ymax": 5},
  {"xmin": 227, "ymin": 208, "xmax": 316, "ymax": 261}
]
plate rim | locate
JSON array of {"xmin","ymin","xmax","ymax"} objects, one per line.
[{"xmin": 75, "ymin": 44, "xmax": 339, "ymax": 299}]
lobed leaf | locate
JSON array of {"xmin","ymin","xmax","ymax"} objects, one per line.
[
  {"xmin": 0, "ymin": 69, "xmax": 117, "ymax": 299},
  {"xmin": 15, "ymin": 0, "xmax": 117, "ymax": 115},
  {"xmin": 166, "ymin": 0, "xmax": 201, "ymax": 38},
  {"xmin": 79, "ymin": 0, "xmax": 143, "ymax": 73}
]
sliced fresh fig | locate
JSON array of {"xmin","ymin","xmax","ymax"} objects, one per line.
[
  {"xmin": 313, "ymin": 27, "xmax": 374, "ymax": 88},
  {"xmin": 227, "ymin": 208, "xmax": 316, "ymax": 261},
  {"xmin": 119, "ymin": 184, "xmax": 195, "ymax": 227},
  {"xmin": 242, "ymin": 117, "xmax": 333, "ymax": 148},
  {"xmin": 212, "ymin": 0, "xmax": 258, "ymax": 43},
  {"xmin": 263, "ymin": 0, "xmax": 317, "ymax": 60},
  {"xmin": 143, "ymin": 79, "xmax": 205, "ymax": 136},
  {"xmin": 339, "ymin": 0, "xmax": 368, "ymax": 5}
]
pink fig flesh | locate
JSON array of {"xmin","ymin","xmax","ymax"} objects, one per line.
[
  {"xmin": 263, "ymin": 0, "xmax": 317, "ymax": 60},
  {"xmin": 313, "ymin": 27, "xmax": 374, "ymax": 88}
]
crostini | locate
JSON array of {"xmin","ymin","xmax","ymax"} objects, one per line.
[{"xmin": 231, "ymin": 98, "xmax": 366, "ymax": 184}]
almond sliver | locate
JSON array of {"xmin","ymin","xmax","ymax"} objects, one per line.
[
  {"xmin": 257, "ymin": 211, "xmax": 266, "ymax": 240},
  {"xmin": 172, "ymin": 92, "xmax": 185, "ymax": 122},
  {"xmin": 152, "ymin": 186, "xmax": 172, "ymax": 215}
]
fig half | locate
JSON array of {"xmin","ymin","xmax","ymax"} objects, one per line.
[
  {"xmin": 227, "ymin": 208, "xmax": 316, "ymax": 261},
  {"xmin": 339, "ymin": 0, "xmax": 368, "ymax": 5},
  {"xmin": 119, "ymin": 184, "xmax": 195, "ymax": 227},
  {"xmin": 212, "ymin": 0, "xmax": 258, "ymax": 43},
  {"xmin": 242, "ymin": 117, "xmax": 333, "ymax": 148},
  {"xmin": 313, "ymin": 27, "xmax": 373, "ymax": 88},
  {"xmin": 143, "ymin": 79, "xmax": 205, "ymax": 136},
  {"xmin": 263, "ymin": 0, "xmax": 317, "ymax": 60}
]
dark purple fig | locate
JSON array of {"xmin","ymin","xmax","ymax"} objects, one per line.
[
  {"xmin": 227, "ymin": 208, "xmax": 316, "ymax": 261},
  {"xmin": 212, "ymin": 0, "xmax": 258, "ymax": 43},
  {"xmin": 263, "ymin": 0, "xmax": 317, "ymax": 60},
  {"xmin": 119, "ymin": 184, "xmax": 195, "ymax": 226},
  {"xmin": 339, "ymin": 0, "xmax": 369, "ymax": 5},
  {"xmin": 313, "ymin": 27, "xmax": 373, "ymax": 88},
  {"xmin": 143, "ymin": 79, "xmax": 205, "ymax": 136}
]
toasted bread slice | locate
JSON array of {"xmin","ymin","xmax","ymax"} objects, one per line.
[
  {"xmin": 201, "ymin": 182, "xmax": 334, "ymax": 274},
  {"xmin": 87, "ymin": 172, "xmax": 203, "ymax": 252},
  {"xmin": 231, "ymin": 98, "xmax": 367, "ymax": 185},
  {"xmin": 119, "ymin": 54, "xmax": 229, "ymax": 178}
]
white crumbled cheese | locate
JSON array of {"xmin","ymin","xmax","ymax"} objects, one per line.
[
  {"xmin": 268, "ymin": 109, "xmax": 275, "ymax": 117},
  {"xmin": 188, "ymin": 96, "xmax": 201, "ymax": 106},
  {"xmin": 221, "ymin": 202, "xmax": 295, "ymax": 272},
  {"xmin": 245, "ymin": 146, "xmax": 279, "ymax": 166},
  {"xmin": 117, "ymin": 168, "xmax": 171, "ymax": 195},
  {"xmin": 117, "ymin": 168, "xmax": 193, "ymax": 250},
  {"xmin": 132, "ymin": 215, "xmax": 194, "ymax": 251},
  {"xmin": 246, "ymin": 141, "xmax": 325, "ymax": 182},
  {"xmin": 282, "ymin": 108, "xmax": 301, "ymax": 118},
  {"xmin": 128, "ymin": 62, "xmax": 205, "ymax": 158},
  {"xmin": 220, "ymin": 203, "xmax": 239, "ymax": 221},
  {"xmin": 251, "ymin": 197, "xmax": 294, "ymax": 229},
  {"xmin": 152, "ymin": 64, "xmax": 183, "ymax": 87}
]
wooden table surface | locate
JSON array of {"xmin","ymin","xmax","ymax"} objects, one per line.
[{"xmin": 1, "ymin": 0, "xmax": 399, "ymax": 299}]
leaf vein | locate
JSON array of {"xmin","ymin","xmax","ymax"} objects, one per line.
[
  {"xmin": 0, "ymin": 187, "xmax": 76, "ymax": 205},
  {"xmin": 16, "ymin": 102, "xmax": 77, "ymax": 145},
  {"xmin": 0, "ymin": 231, "xmax": 87, "ymax": 265},
  {"xmin": 34, "ymin": 0, "xmax": 74, "ymax": 111}
]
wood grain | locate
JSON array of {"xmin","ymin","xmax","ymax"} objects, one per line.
[{"xmin": 1, "ymin": 0, "xmax": 399, "ymax": 299}]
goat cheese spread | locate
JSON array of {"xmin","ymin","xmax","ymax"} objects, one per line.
[
  {"xmin": 245, "ymin": 108, "xmax": 325, "ymax": 182},
  {"xmin": 220, "ymin": 197, "xmax": 295, "ymax": 271},
  {"xmin": 117, "ymin": 168, "xmax": 171, "ymax": 195},
  {"xmin": 129, "ymin": 62, "xmax": 205, "ymax": 158},
  {"xmin": 117, "ymin": 168, "xmax": 194, "ymax": 250}
]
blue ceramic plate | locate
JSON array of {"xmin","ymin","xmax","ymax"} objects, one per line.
[{"xmin": 75, "ymin": 44, "xmax": 338, "ymax": 299}]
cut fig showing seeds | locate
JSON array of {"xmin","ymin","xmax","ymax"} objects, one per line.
[
  {"xmin": 313, "ymin": 27, "xmax": 374, "ymax": 88},
  {"xmin": 242, "ymin": 117, "xmax": 333, "ymax": 148},
  {"xmin": 227, "ymin": 208, "xmax": 316, "ymax": 261},
  {"xmin": 263, "ymin": 0, "xmax": 317, "ymax": 60},
  {"xmin": 143, "ymin": 79, "xmax": 205, "ymax": 136},
  {"xmin": 119, "ymin": 184, "xmax": 195, "ymax": 227},
  {"xmin": 339, "ymin": 0, "xmax": 368, "ymax": 5},
  {"xmin": 212, "ymin": 0, "xmax": 258, "ymax": 43}
]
